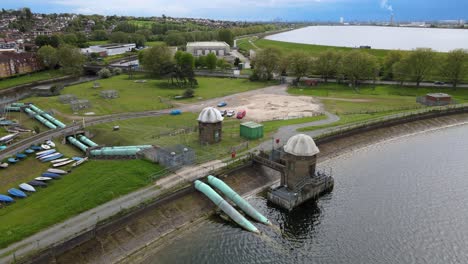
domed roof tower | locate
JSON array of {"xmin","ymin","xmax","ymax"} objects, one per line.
[{"xmin": 198, "ymin": 107, "xmax": 223, "ymax": 144}]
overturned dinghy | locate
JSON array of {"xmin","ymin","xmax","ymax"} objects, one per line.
[
  {"xmin": 194, "ymin": 180, "xmax": 259, "ymax": 233},
  {"xmin": 19, "ymin": 183, "xmax": 36, "ymax": 192},
  {"xmin": 0, "ymin": 195, "xmax": 14, "ymax": 203},
  {"xmin": 8, "ymin": 188, "xmax": 27, "ymax": 198},
  {"xmin": 47, "ymin": 168, "xmax": 68, "ymax": 175},
  {"xmin": 28, "ymin": 180, "xmax": 47, "ymax": 187}
]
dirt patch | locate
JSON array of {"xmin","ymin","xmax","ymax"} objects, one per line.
[
  {"xmin": 228, "ymin": 94, "xmax": 322, "ymax": 122},
  {"xmin": 315, "ymin": 96, "xmax": 375, "ymax": 102}
]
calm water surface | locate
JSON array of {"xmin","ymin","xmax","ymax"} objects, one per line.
[
  {"xmin": 144, "ymin": 125, "xmax": 468, "ymax": 264},
  {"xmin": 265, "ymin": 26, "xmax": 468, "ymax": 52}
]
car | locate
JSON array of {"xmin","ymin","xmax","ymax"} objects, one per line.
[
  {"xmin": 434, "ymin": 81, "xmax": 445, "ymax": 85},
  {"xmin": 217, "ymin": 101, "xmax": 227, "ymax": 107},
  {"xmin": 236, "ymin": 110, "xmax": 246, "ymax": 119},
  {"xmin": 170, "ymin": 109, "xmax": 182, "ymax": 115},
  {"xmin": 226, "ymin": 110, "xmax": 236, "ymax": 117}
]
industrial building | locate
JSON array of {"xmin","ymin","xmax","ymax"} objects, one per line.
[
  {"xmin": 0, "ymin": 52, "xmax": 42, "ymax": 78},
  {"xmin": 417, "ymin": 93, "xmax": 454, "ymax": 106},
  {"xmin": 81, "ymin": 43, "xmax": 136, "ymax": 56},
  {"xmin": 186, "ymin": 41, "xmax": 230, "ymax": 57}
]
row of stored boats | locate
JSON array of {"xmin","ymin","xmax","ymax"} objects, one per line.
[{"xmin": 0, "ymin": 140, "xmax": 88, "ymax": 205}]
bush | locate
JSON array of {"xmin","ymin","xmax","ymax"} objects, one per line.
[
  {"xmin": 112, "ymin": 68, "xmax": 123, "ymax": 75},
  {"xmin": 98, "ymin": 68, "xmax": 112, "ymax": 78},
  {"xmin": 183, "ymin": 88, "xmax": 194, "ymax": 98}
]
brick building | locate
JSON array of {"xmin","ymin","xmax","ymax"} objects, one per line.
[{"xmin": 0, "ymin": 52, "xmax": 42, "ymax": 78}]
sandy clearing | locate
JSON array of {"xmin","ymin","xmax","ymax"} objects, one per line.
[
  {"xmin": 227, "ymin": 94, "xmax": 322, "ymax": 122},
  {"xmin": 315, "ymin": 96, "xmax": 375, "ymax": 102}
]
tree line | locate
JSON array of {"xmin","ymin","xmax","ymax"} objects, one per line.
[
  {"xmin": 252, "ymin": 48, "xmax": 468, "ymax": 88},
  {"xmin": 37, "ymin": 45, "xmax": 85, "ymax": 75}
]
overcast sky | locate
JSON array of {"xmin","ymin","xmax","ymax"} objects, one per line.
[{"xmin": 2, "ymin": 0, "xmax": 467, "ymax": 22}]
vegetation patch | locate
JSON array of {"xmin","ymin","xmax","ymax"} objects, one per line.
[{"xmin": 0, "ymin": 70, "xmax": 66, "ymax": 90}]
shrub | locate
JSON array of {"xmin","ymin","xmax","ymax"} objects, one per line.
[
  {"xmin": 98, "ymin": 68, "xmax": 112, "ymax": 78},
  {"xmin": 183, "ymin": 88, "xmax": 195, "ymax": 98},
  {"xmin": 112, "ymin": 68, "xmax": 123, "ymax": 75}
]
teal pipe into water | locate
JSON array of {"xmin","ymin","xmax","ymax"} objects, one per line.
[
  {"xmin": 194, "ymin": 180, "xmax": 259, "ymax": 233},
  {"xmin": 25, "ymin": 108, "xmax": 57, "ymax": 129},
  {"xmin": 10, "ymin": 103, "xmax": 25, "ymax": 107},
  {"xmin": 207, "ymin": 175, "xmax": 271, "ymax": 225},
  {"xmin": 67, "ymin": 136, "xmax": 89, "ymax": 152},
  {"xmin": 77, "ymin": 135, "xmax": 98, "ymax": 147},
  {"xmin": 4, "ymin": 106, "xmax": 21, "ymax": 112}
]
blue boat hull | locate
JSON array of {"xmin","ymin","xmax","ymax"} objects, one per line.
[
  {"xmin": 0, "ymin": 195, "xmax": 14, "ymax": 203},
  {"xmin": 41, "ymin": 154, "xmax": 64, "ymax": 162},
  {"xmin": 7, "ymin": 158, "xmax": 18, "ymax": 163},
  {"xmin": 28, "ymin": 181, "xmax": 47, "ymax": 187},
  {"xmin": 41, "ymin": 173, "xmax": 61, "ymax": 179},
  {"xmin": 8, "ymin": 188, "xmax": 27, "ymax": 198}
]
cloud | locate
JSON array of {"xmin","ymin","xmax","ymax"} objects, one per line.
[{"xmin": 380, "ymin": 0, "xmax": 393, "ymax": 12}]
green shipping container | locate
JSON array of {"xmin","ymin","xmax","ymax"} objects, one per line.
[{"xmin": 240, "ymin": 121, "xmax": 264, "ymax": 140}]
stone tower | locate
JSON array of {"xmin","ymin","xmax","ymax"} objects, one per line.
[
  {"xmin": 197, "ymin": 107, "xmax": 223, "ymax": 144},
  {"xmin": 282, "ymin": 134, "xmax": 319, "ymax": 190}
]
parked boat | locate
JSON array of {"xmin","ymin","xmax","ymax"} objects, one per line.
[
  {"xmin": 72, "ymin": 157, "xmax": 88, "ymax": 167},
  {"xmin": 0, "ymin": 162, "xmax": 8, "ymax": 168},
  {"xmin": 39, "ymin": 152, "xmax": 61, "ymax": 160},
  {"xmin": 41, "ymin": 172, "xmax": 61, "ymax": 179},
  {"xmin": 16, "ymin": 153, "xmax": 27, "ymax": 159},
  {"xmin": 0, "ymin": 145, "xmax": 7, "ymax": 151},
  {"xmin": 8, "ymin": 188, "xmax": 27, "ymax": 198},
  {"xmin": 35, "ymin": 177, "xmax": 52, "ymax": 181},
  {"xmin": 46, "ymin": 140, "xmax": 56, "ymax": 148},
  {"xmin": 40, "ymin": 144, "xmax": 51, "ymax": 150},
  {"xmin": 36, "ymin": 149, "xmax": 56, "ymax": 156},
  {"xmin": 28, "ymin": 180, "xmax": 47, "ymax": 187},
  {"xmin": 53, "ymin": 160, "xmax": 74, "ymax": 167},
  {"xmin": 72, "ymin": 157, "xmax": 83, "ymax": 161},
  {"xmin": 0, "ymin": 195, "xmax": 14, "ymax": 203},
  {"xmin": 41, "ymin": 153, "xmax": 64, "ymax": 162},
  {"xmin": 30, "ymin": 145, "xmax": 42, "ymax": 151},
  {"xmin": 0, "ymin": 133, "xmax": 19, "ymax": 143},
  {"xmin": 24, "ymin": 149, "xmax": 35, "ymax": 154},
  {"xmin": 19, "ymin": 183, "xmax": 36, "ymax": 192},
  {"xmin": 50, "ymin": 158, "xmax": 69, "ymax": 164},
  {"xmin": 47, "ymin": 168, "xmax": 68, "ymax": 175},
  {"xmin": 7, "ymin": 158, "xmax": 18, "ymax": 163}
]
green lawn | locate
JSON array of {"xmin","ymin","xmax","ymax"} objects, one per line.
[
  {"xmin": 89, "ymin": 113, "xmax": 326, "ymax": 162},
  {"xmin": 23, "ymin": 74, "xmax": 275, "ymax": 116},
  {"xmin": 0, "ymin": 159, "xmax": 162, "ymax": 249},
  {"xmin": 238, "ymin": 38, "xmax": 390, "ymax": 58},
  {"xmin": 0, "ymin": 70, "xmax": 66, "ymax": 90}
]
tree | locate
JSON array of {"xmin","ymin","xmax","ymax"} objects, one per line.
[
  {"xmin": 252, "ymin": 47, "xmax": 282, "ymax": 81},
  {"xmin": 37, "ymin": 45, "xmax": 58, "ymax": 69},
  {"xmin": 287, "ymin": 51, "xmax": 313, "ymax": 82},
  {"xmin": 206, "ymin": 53, "xmax": 217, "ymax": 71},
  {"xmin": 109, "ymin": 31, "xmax": 128, "ymax": 43},
  {"xmin": 91, "ymin": 30, "xmax": 108, "ymax": 41},
  {"xmin": 441, "ymin": 49, "xmax": 467, "ymax": 89},
  {"xmin": 57, "ymin": 45, "xmax": 86, "ymax": 75},
  {"xmin": 315, "ymin": 50, "xmax": 342, "ymax": 83},
  {"xmin": 195, "ymin": 55, "xmax": 207, "ymax": 68},
  {"xmin": 392, "ymin": 62, "xmax": 406, "ymax": 86},
  {"xmin": 165, "ymin": 33, "xmax": 185, "ymax": 46},
  {"xmin": 139, "ymin": 44, "xmax": 174, "ymax": 77},
  {"xmin": 400, "ymin": 48, "xmax": 436, "ymax": 87},
  {"xmin": 340, "ymin": 50, "xmax": 379, "ymax": 87},
  {"xmin": 62, "ymin": 33, "xmax": 78, "ymax": 46},
  {"xmin": 383, "ymin": 50, "xmax": 404, "ymax": 80},
  {"xmin": 218, "ymin": 29, "xmax": 234, "ymax": 46},
  {"xmin": 49, "ymin": 35, "xmax": 62, "ymax": 48}
]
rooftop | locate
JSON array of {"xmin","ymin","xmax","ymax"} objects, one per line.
[
  {"xmin": 283, "ymin": 134, "xmax": 319, "ymax": 157},
  {"xmin": 197, "ymin": 107, "xmax": 224, "ymax": 123},
  {"xmin": 187, "ymin": 41, "xmax": 230, "ymax": 47},
  {"xmin": 427, "ymin": 93, "xmax": 451, "ymax": 98}
]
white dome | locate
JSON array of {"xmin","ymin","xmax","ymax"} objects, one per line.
[
  {"xmin": 283, "ymin": 134, "xmax": 319, "ymax": 156},
  {"xmin": 197, "ymin": 107, "xmax": 224, "ymax": 123}
]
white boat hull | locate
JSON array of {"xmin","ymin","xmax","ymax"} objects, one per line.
[{"xmin": 53, "ymin": 160, "xmax": 73, "ymax": 167}]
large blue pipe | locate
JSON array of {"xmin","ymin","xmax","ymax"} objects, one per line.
[
  {"xmin": 194, "ymin": 180, "xmax": 259, "ymax": 233},
  {"xmin": 25, "ymin": 108, "xmax": 57, "ymax": 129},
  {"xmin": 207, "ymin": 175, "xmax": 271, "ymax": 225}
]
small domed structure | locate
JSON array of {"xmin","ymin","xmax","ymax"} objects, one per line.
[
  {"xmin": 197, "ymin": 107, "xmax": 223, "ymax": 123},
  {"xmin": 284, "ymin": 134, "xmax": 319, "ymax": 156},
  {"xmin": 198, "ymin": 107, "xmax": 223, "ymax": 144}
]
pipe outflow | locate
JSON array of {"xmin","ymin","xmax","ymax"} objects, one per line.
[
  {"xmin": 207, "ymin": 175, "xmax": 271, "ymax": 225},
  {"xmin": 25, "ymin": 108, "xmax": 57, "ymax": 129},
  {"xmin": 4, "ymin": 106, "xmax": 21, "ymax": 112},
  {"xmin": 194, "ymin": 180, "xmax": 259, "ymax": 233},
  {"xmin": 89, "ymin": 145, "xmax": 152, "ymax": 156},
  {"xmin": 78, "ymin": 135, "xmax": 98, "ymax": 147},
  {"xmin": 29, "ymin": 104, "xmax": 66, "ymax": 128},
  {"xmin": 67, "ymin": 136, "xmax": 89, "ymax": 152},
  {"xmin": 10, "ymin": 103, "xmax": 25, "ymax": 107}
]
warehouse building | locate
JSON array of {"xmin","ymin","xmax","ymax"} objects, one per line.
[
  {"xmin": 186, "ymin": 41, "xmax": 230, "ymax": 57},
  {"xmin": 81, "ymin": 43, "xmax": 136, "ymax": 56}
]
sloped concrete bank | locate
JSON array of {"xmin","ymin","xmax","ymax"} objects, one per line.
[{"xmin": 19, "ymin": 112, "xmax": 468, "ymax": 264}]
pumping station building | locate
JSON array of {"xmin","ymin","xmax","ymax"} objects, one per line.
[{"xmin": 198, "ymin": 107, "xmax": 223, "ymax": 145}]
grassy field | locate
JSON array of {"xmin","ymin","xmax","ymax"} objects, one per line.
[
  {"xmin": 287, "ymin": 83, "xmax": 468, "ymax": 131},
  {"xmin": 0, "ymin": 70, "xmax": 66, "ymax": 90},
  {"xmin": 237, "ymin": 37, "xmax": 390, "ymax": 58},
  {"xmin": 89, "ymin": 113, "xmax": 326, "ymax": 162},
  {"xmin": 23, "ymin": 74, "xmax": 275, "ymax": 116},
  {"xmin": 0, "ymin": 159, "xmax": 162, "ymax": 248}
]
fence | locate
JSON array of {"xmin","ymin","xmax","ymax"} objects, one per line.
[{"xmin": 315, "ymin": 103, "xmax": 468, "ymax": 142}]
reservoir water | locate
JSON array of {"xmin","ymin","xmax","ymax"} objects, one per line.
[
  {"xmin": 265, "ymin": 26, "xmax": 468, "ymax": 52},
  {"xmin": 144, "ymin": 124, "xmax": 468, "ymax": 264}
]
